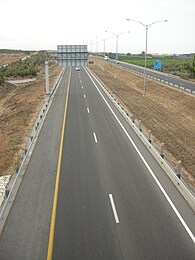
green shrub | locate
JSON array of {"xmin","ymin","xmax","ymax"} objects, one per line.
[
  {"xmin": 0, "ymin": 73, "xmax": 5, "ymax": 85},
  {"xmin": 1, "ymin": 51, "xmax": 44, "ymax": 79}
]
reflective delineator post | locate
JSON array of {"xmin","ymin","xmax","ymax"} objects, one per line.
[
  {"xmin": 148, "ymin": 130, "xmax": 151, "ymax": 143},
  {"xmin": 176, "ymin": 160, "xmax": 181, "ymax": 179},
  {"xmin": 160, "ymin": 143, "xmax": 165, "ymax": 158}
]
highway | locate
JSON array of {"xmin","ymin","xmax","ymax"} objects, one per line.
[
  {"xmin": 0, "ymin": 67, "xmax": 195, "ymax": 259},
  {"xmin": 108, "ymin": 57, "xmax": 195, "ymax": 92}
]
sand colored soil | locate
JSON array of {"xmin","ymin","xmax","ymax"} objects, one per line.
[
  {"xmin": 0, "ymin": 62, "xmax": 62, "ymax": 177},
  {"xmin": 0, "ymin": 53, "xmax": 27, "ymax": 66},
  {"xmin": 90, "ymin": 60, "xmax": 195, "ymax": 190}
]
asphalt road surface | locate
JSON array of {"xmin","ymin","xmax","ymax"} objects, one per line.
[{"xmin": 0, "ymin": 67, "xmax": 195, "ymax": 259}]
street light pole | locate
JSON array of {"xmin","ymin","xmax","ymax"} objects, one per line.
[
  {"xmin": 116, "ymin": 34, "xmax": 118, "ymax": 60},
  {"xmin": 144, "ymin": 25, "xmax": 148, "ymax": 96},
  {"xmin": 105, "ymin": 31, "xmax": 130, "ymax": 62},
  {"xmin": 96, "ymin": 40, "xmax": 98, "ymax": 56},
  {"xmin": 45, "ymin": 51, "xmax": 50, "ymax": 96},
  {"xmin": 126, "ymin": 19, "xmax": 167, "ymax": 96},
  {"xmin": 96, "ymin": 37, "xmax": 112, "ymax": 57},
  {"xmin": 103, "ymin": 39, "xmax": 106, "ymax": 57},
  {"xmin": 91, "ymin": 42, "xmax": 93, "ymax": 54},
  {"xmin": 96, "ymin": 37, "xmax": 105, "ymax": 56}
]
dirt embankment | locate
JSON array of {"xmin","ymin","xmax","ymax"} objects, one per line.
[
  {"xmin": 0, "ymin": 62, "xmax": 62, "ymax": 177},
  {"xmin": 0, "ymin": 53, "xmax": 27, "ymax": 66},
  {"xmin": 90, "ymin": 60, "xmax": 195, "ymax": 189}
]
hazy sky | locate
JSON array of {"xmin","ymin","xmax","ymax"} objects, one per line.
[{"xmin": 0, "ymin": 0, "xmax": 194, "ymax": 54}]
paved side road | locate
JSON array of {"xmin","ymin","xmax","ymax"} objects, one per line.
[{"xmin": 107, "ymin": 57, "xmax": 195, "ymax": 92}]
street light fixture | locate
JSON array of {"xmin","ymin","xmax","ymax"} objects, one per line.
[
  {"xmin": 126, "ymin": 19, "xmax": 168, "ymax": 96},
  {"xmin": 105, "ymin": 30, "xmax": 130, "ymax": 62}
]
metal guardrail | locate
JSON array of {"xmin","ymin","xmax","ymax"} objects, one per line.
[{"xmin": 119, "ymin": 64, "xmax": 195, "ymax": 96}]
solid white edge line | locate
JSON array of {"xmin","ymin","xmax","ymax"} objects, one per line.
[
  {"xmin": 93, "ymin": 132, "xmax": 97, "ymax": 143},
  {"xmin": 109, "ymin": 194, "xmax": 120, "ymax": 224},
  {"xmin": 84, "ymin": 66, "xmax": 195, "ymax": 244},
  {"xmin": 87, "ymin": 107, "xmax": 90, "ymax": 113}
]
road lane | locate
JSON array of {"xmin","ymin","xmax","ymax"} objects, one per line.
[
  {"xmin": 47, "ymin": 68, "xmax": 72, "ymax": 259},
  {"xmin": 84, "ymin": 66, "xmax": 195, "ymax": 257},
  {"xmin": 85, "ymin": 66, "xmax": 195, "ymax": 243},
  {"xmin": 52, "ymin": 68, "xmax": 122, "ymax": 259},
  {"xmin": 84, "ymin": 66, "xmax": 195, "ymax": 256},
  {"xmin": 51, "ymin": 67, "xmax": 195, "ymax": 259},
  {"xmin": 0, "ymin": 69, "xmax": 71, "ymax": 259}
]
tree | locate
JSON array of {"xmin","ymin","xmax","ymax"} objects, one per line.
[
  {"xmin": 30, "ymin": 67, "xmax": 37, "ymax": 77},
  {"xmin": 141, "ymin": 51, "xmax": 145, "ymax": 56}
]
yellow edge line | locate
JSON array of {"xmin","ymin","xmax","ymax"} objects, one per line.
[{"xmin": 47, "ymin": 68, "xmax": 72, "ymax": 260}]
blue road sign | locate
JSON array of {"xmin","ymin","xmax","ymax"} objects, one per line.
[{"xmin": 154, "ymin": 60, "xmax": 162, "ymax": 70}]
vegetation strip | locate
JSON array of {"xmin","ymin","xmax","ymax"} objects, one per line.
[{"xmin": 108, "ymin": 53, "xmax": 195, "ymax": 80}]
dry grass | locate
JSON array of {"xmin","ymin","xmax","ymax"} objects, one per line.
[{"xmin": 0, "ymin": 53, "xmax": 27, "ymax": 66}]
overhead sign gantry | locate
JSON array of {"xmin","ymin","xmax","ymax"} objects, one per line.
[{"xmin": 57, "ymin": 45, "xmax": 88, "ymax": 67}]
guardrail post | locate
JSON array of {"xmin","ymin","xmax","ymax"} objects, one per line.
[
  {"xmin": 160, "ymin": 143, "xmax": 164, "ymax": 158},
  {"xmin": 16, "ymin": 166, "xmax": 20, "ymax": 173},
  {"xmin": 176, "ymin": 160, "xmax": 181, "ymax": 179},
  {"xmin": 148, "ymin": 130, "xmax": 151, "ymax": 143},
  {"xmin": 131, "ymin": 115, "xmax": 135, "ymax": 123},
  {"xmin": 138, "ymin": 120, "xmax": 142, "ymax": 132},
  {"xmin": 5, "ymin": 189, "xmax": 10, "ymax": 199}
]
